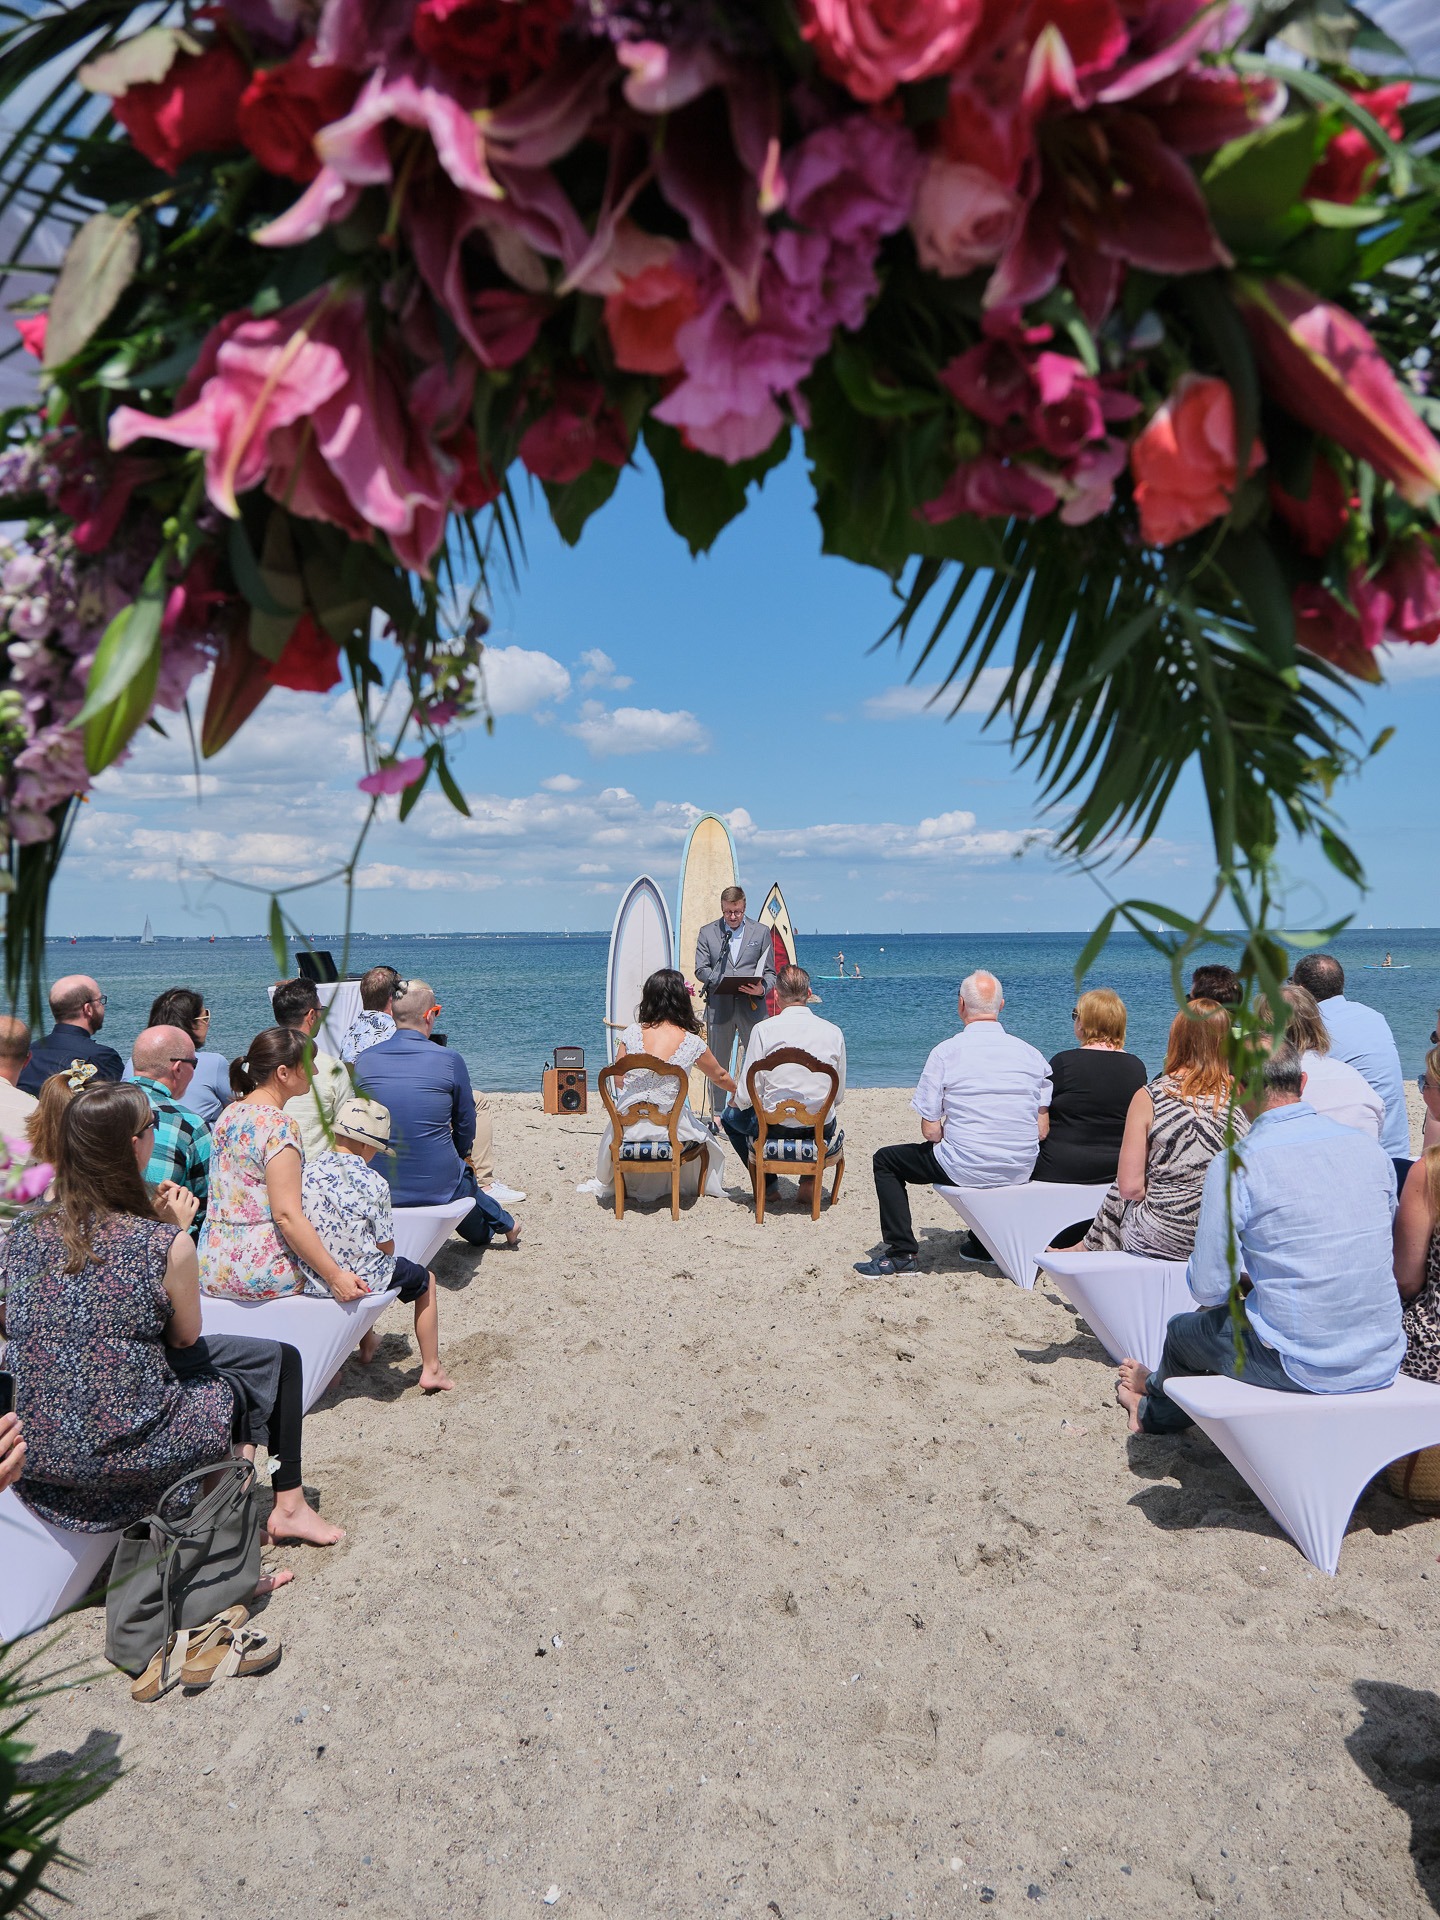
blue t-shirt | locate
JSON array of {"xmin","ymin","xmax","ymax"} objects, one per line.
[{"xmin": 354, "ymin": 1030, "xmax": 475, "ymax": 1205}]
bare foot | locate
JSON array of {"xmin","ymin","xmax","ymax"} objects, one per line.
[
  {"xmin": 255, "ymin": 1569, "xmax": 294, "ymax": 1597},
  {"xmin": 419, "ymin": 1365, "xmax": 456, "ymax": 1393},
  {"xmin": 1115, "ymin": 1359, "xmax": 1149, "ymax": 1435},
  {"xmin": 266, "ymin": 1496, "xmax": 345, "ymax": 1547},
  {"xmin": 1116, "ymin": 1357, "xmax": 1149, "ymax": 1397},
  {"xmin": 357, "ymin": 1329, "xmax": 380, "ymax": 1365},
  {"xmin": 503, "ymin": 1225, "xmax": 522, "ymax": 1249}
]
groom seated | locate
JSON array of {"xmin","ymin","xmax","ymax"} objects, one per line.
[{"xmin": 721, "ymin": 966, "xmax": 845, "ymax": 1190}]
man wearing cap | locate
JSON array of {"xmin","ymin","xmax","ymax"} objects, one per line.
[
  {"xmin": 298, "ymin": 1096, "xmax": 454, "ymax": 1393},
  {"xmin": 355, "ymin": 980, "xmax": 520, "ymax": 1251}
]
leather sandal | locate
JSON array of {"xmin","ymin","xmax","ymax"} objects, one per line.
[
  {"xmin": 181, "ymin": 1622, "xmax": 282, "ymax": 1689},
  {"xmin": 131, "ymin": 1604, "xmax": 249, "ymax": 1702}
]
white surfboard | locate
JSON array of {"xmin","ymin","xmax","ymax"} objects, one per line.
[
  {"xmin": 606, "ymin": 875, "xmax": 675, "ymax": 1064},
  {"xmin": 676, "ymin": 812, "xmax": 738, "ymax": 1111}
]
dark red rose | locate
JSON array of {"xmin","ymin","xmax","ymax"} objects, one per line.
[
  {"xmin": 1269, "ymin": 454, "xmax": 1351, "ymax": 559},
  {"xmin": 519, "ymin": 379, "xmax": 630, "ymax": 486},
  {"xmin": 445, "ymin": 427, "xmax": 503, "ymax": 512},
  {"xmin": 267, "ymin": 611, "xmax": 342, "ymax": 692},
  {"xmin": 412, "ymin": 0, "xmax": 574, "ymax": 94},
  {"xmin": 111, "ymin": 38, "xmax": 250, "ymax": 175},
  {"xmin": 1305, "ymin": 82, "xmax": 1409, "ymax": 205},
  {"xmin": 237, "ymin": 40, "xmax": 361, "ymax": 184}
]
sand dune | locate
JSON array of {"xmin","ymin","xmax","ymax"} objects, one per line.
[{"xmin": 21, "ymin": 1087, "xmax": 1439, "ymax": 1919}]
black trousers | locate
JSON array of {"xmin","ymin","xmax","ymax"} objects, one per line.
[{"xmin": 872, "ymin": 1141, "xmax": 948, "ymax": 1259}]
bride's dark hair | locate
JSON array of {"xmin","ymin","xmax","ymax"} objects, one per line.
[{"xmin": 636, "ymin": 968, "xmax": 700, "ymax": 1035}]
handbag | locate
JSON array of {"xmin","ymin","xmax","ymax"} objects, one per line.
[{"xmin": 104, "ymin": 1457, "xmax": 261, "ymax": 1679}]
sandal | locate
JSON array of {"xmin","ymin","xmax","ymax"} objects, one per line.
[
  {"xmin": 182, "ymin": 1622, "xmax": 282, "ymax": 1689},
  {"xmin": 131, "ymin": 1604, "xmax": 249, "ymax": 1702}
]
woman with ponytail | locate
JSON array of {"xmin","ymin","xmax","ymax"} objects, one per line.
[
  {"xmin": 1, "ymin": 1081, "xmax": 334, "ymax": 1550},
  {"xmin": 199, "ymin": 1027, "xmax": 367, "ymax": 1315}
]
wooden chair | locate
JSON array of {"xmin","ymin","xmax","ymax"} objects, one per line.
[
  {"xmin": 596, "ymin": 1054, "xmax": 705, "ymax": 1221},
  {"xmin": 745, "ymin": 1048, "xmax": 844, "ymax": 1223}
]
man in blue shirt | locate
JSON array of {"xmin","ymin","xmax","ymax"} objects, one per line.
[
  {"xmin": 1116, "ymin": 1042, "xmax": 1403, "ymax": 1434},
  {"xmin": 355, "ymin": 979, "xmax": 519, "ymax": 1250},
  {"xmin": 18, "ymin": 974, "xmax": 123, "ymax": 1094},
  {"xmin": 1291, "ymin": 952, "xmax": 1410, "ymax": 1174}
]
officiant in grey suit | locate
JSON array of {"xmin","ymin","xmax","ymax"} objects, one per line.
[{"xmin": 695, "ymin": 885, "xmax": 777, "ymax": 1078}]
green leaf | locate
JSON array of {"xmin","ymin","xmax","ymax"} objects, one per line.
[
  {"xmin": 1171, "ymin": 274, "xmax": 1260, "ymax": 479},
  {"xmin": 42, "ymin": 209, "xmax": 140, "ymax": 368},
  {"xmin": 643, "ymin": 418, "xmax": 790, "ymax": 557},
  {"xmin": 1073, "ymin": 905, "xmax": 1120, "ymax": 983},
  {"xmin": 398, "ymin": 755, "xmax": 433, "ymax": 821},
  {"xmin": 543, "ymin": 460, "xmax": 624, "ymax": 547},
  {"xmin": 76, "ymin": 559, "xmax": 166, "ymax": 725},
  {"xmin": 268, "ymin": 896, "xmax": 288, "ymax": 977},
  {"xmin": 1201, "ymin": 114, "xmax": 1324, "ymax": 254},
  {"xmin": 1213, "ymin": 529, "xmax": 1297, "ymax": 670},
  {"xmin": 228, "ymin": 517, "xmax": 293, "ymax": 620},
  {"xmin": 83, "ymin": 622, "xmax": 161, "ymax": 773},
  {"xmin": 436, "ymin": 751, "xmax": 470, "ymax": 818},
  {"xmin": 830, "ymin": 336, "xmax": 943, "ymax": 419}
]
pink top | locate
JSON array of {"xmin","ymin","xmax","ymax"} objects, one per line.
[{"xmin": 197, "ymin": 1101, "xmax": 304, "ymax": 1301}]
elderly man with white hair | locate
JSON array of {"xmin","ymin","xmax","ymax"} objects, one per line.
[{"xmin": 855, "ymin": 969, "xmax": 1052, "ymax": 1277}]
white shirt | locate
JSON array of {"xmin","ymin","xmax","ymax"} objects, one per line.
[
  {"xmin": 727, "ymin": 925, "xmax": 744, "ymax": 969},
  {"xmin": 912, "ymin": 1020, "xmax": 1052, "ymax": 1187},
  {"xmin": 0, "ymin": 1077, "xmax": 37, "ymax": 1143},
  {"xmin": 1300, "ymin": 1049, "xmax": 1385, "ymax": 1140},
  {"xmin": 734, "ymin": 1005, "xmax": 847, "ymax": 1116}
]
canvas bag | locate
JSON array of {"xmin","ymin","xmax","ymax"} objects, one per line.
[{"xmin": 105, "ymin": 1458, "xmax": 260, "ymax": 1677}]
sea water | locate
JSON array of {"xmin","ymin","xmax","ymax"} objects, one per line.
[{"xmin": 41, "ymin": 926, "xmax": 1440, "ymax": 1092}]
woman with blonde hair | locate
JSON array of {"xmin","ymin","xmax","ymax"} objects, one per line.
[
  {"xmin": 1033, "ymin": 988, "xmax": 1148, "ymax": 1187},
  {"xmin": 1254, "ymin": 983, "xmax": 1384, "ymax": 1138},
  {"xmin": 1395, "ymin": 1046, "xmax": 1440, "ymax": 1380},
  {"xmin": 1080, "ymin": 1000, "xmax": 1248, "ymax": 1260}
]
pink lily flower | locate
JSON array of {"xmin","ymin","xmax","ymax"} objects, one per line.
[
  {"xmin": 1237, "ymin": 276, "xmax": 1440, "ymax": 508},
  {"xmin": 1377, "ymin": 535, "xmax": 1440, "ymax": 647},
  {"xmin": 358, "ymin": 755, "xmax": 427, "ymax": 795}
]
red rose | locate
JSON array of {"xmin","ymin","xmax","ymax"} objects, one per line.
[
  {"xmin": 445, "ymin": 427, "xmax": 503, "ymax": 511},
  {"xmin": 519, "ymin": 379, "xmax": 630, "ymax": 486},
  {"xmin": 111, "ymin": 38, "xmax": 250, "ymax": 175},
  {"xmin": 267, "ymin": 611, "xmax": 342, "ymax": 692},
  {"xmin": 237, "ymin": 41, "xmax": 360, "ymax": 184},
  {"xmin": 604, "ymin": 261, "xmax": 702, "ymax": 376},
  {"xmin": 1268, "ymin": 455, "xmax": 1350, "ymax": 558},
  {"xmin": 412, "ymin": 0, "xmax": 574, "ymax": 94},
  {"xmin": 15, "ymin": 314, "xmax": 46, "ymax": 358},
  {"xmin": 1305, "ymin": 82, "xmax": 1409, "ymax": 205}
]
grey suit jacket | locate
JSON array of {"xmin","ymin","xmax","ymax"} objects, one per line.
[{"xmin": 695, "ymin": 916, "xmax": 777, "ymax": 1000}]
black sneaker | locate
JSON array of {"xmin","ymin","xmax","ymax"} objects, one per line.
[
  {"xmin": 853, "ymin": 1254, "xmax": 919, "ymax": 1277},
  {"xmin": 958, "ymin": 1231, "xmax": 993, "ymax": 1262}
]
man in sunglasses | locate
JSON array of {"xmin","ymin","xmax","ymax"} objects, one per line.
[
  {"xmin": 356, "ymin": 978, "xmax": 520, "ymax": 1252},
  {"xmin": 131, "ymin": 1023, "xmax": 211, "ymax": 1229},
  {"xmin": 18, "ymin": 973, "xmax": 123, "ymax": 1094}
]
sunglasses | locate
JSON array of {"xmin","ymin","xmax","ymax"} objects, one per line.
[
  {"xmin": 171, "ymin": 1055, "xmax": 197, "ymax": 1070},
  {"xmin": 135, "ymin": 1107, "xmax": 159, "ymax": 1138}
]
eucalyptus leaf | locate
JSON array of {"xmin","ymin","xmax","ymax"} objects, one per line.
[{"xmin": 43, "ymin": 210, "xmax": 140, "ymax": 367}]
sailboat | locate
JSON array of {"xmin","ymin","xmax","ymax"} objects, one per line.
[{"xmin": 141, "ymin": 915, "xmax": 155, "ymax": 945}]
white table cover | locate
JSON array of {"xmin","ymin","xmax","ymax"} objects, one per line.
[
  {"xmin": 1164, "ymin": 1372, "xmax": 1440, "ymax": 1574},
  {"xmin": 1040, "ymin": 1249, "xmax": 1193, "ymax": 1370},
  {"xmin": 934, "ymin": 1181, "xmax": 1110, "ymax": 1289},
  {"xmin": 0, "ymin": 1488, "xmax": 119, "ymax": 1642}
]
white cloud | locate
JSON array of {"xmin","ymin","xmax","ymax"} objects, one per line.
[
  {"xmin": 1377, "ymin": 642, "xmax": 1440, "ymax": 681},
  {"xmin": 862, "ymin": 665, "xmax": 1053, "ymax": 721},
  {"xmin": 541, "ymin": 773, "xmax": 583, "ymax": 792},
  {"xmin": 353, "ymin": 864, "xmax": 503, "ymax": 892},
  {"xmin": 577, "ymin": 648, "xmax": 634, "ymax": 691},
  {"xmin": 564, "ymin": 701, "xmax": 710, "ymax": 757},
  {"xmin": 479, "ymin": 645, "xmax": 572, "ymax": 716}
]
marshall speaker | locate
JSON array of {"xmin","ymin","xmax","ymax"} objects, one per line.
[{"xmin": 542, "ymin": 1046, "xmax": 587, "ymax": 1115}]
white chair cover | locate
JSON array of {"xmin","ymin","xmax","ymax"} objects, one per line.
[
  {"xmin": 1163, "ymin": 1372, "xmax": 1440, "ymax": 1574},
  {"xmin": 934, "ymin": 1181, "xmax": 1111, "ymax": 1289},
  {"xmin": 391, "ymin": 1198, "xmax": 473, "ymax": 1267},
  {"xmin": 1040, "ymin": 1249, "xmax": 1193, "ymax": 1370},
  {"xmin": 200, "ymin": 1291, "xmax": 392, "ymax": 1414},
  {"xmin": 0, "ymin": 1487, "xmax": 120, "ymax": 1642}
]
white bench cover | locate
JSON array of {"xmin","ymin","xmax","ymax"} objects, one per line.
[
  {"xmin": 0, "ymin": 1488, "xmax": 120, "ymax": 1643},
  {"xmin": 934, "ymin": 1181, "xmax": 1110, "ymax": 1289},
  {"xmin": 1040, "ymin": 1249, "xmax": 1193, "ymax": 1371},
  {"xmin": 391, "ymin": 1198, "xmax": 473, "ymax": 1267},
  {"xmin": 1163, "ymin": 1372, "xmax": 1440, "ymax": 1574}
]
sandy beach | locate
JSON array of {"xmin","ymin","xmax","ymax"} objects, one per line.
[{"xmin": 19, "ymin": 1086, "xmax": 1440, "ymax": 1920}]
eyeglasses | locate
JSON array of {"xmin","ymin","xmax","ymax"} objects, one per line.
[
  {"xmin": 1071, "ymin": 1007, "xmax": 1079, "ymax": 1021},
  {"xmin": 135, "ymin": 1109, "xmax": 158, "ymax": 1138},
  {"xmin": 88, "ymin": 994, "xmax": 108, "ymax": 1008},
  {"xmin": 172, "ymin": 1056, "xmax": 197, "ymax": 1070},
  {"xmin": 1422, "ymin": 1075, "xmax": 1437, "ymax": 1094}
]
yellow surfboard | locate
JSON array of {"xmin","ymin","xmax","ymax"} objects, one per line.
[{"xmin": 675, "ymin": 813, "xmax": 738, "ymax": 1113}]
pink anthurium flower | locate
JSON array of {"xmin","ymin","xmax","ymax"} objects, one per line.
[
  {"xmin": 358, "ymin": 755, "xmax": 427, "ymax": 795},
  {"xmin": 1237, "ymin": 276, "xmax": 1440, "ymax": 508}
]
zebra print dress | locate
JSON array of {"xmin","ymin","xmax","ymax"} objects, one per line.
[{"xmin": 1080, "ymin": 1074, "xmax": 1248, "ymax": 1262}]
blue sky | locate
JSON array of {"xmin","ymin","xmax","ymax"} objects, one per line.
[{"xmin": 53, "ymin": 445, "xmax": 1440, "ymax": 939}]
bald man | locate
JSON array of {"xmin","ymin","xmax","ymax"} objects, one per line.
[
  {"xmin": 19, "ymin": 974, "xmax": 123, "ymax": 1095},
  {"xmin": 0, "ymin": 1014, "xmax": 37, "ymax": 1134},
  {"xmin": 132, "ymin": 1024, "xmax": 211, "ymax": 1224}
]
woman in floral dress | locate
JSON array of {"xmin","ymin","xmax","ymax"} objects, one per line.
[{"xmin": 1396, "ymin": 1045, "xmax": 1440, "ymax": 1381}]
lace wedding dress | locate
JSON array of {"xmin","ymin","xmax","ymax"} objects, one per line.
[{"xmin": 593, "ymin": 1025, "xmax": 725, "ymax": 1199}]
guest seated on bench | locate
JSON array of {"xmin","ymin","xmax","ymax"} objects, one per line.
[
  {"xmin": 1032, "ymin": 991, "xmax": 1147, "ymax": 1243},
  {"xmin": 299, "ymin": 1097, "xmax": 453, "ymax": 1393},
  {"xmin": 1394, "ymin": 1045, "xmax": 1440, "ymax": 1380},
  {"xmin": 1116, "ymin": 1043, "xmax": 1404, "ymax": 1434},
  {"xmin": 0, "ymin": 1410, "xmax": 24, "ymax": 1492},
  {"xmin": 1, "ymin": 1080, "xmax": 335, "ymax": 1551},
  {"xmin": 1080, "ymin": 1000, "xmax": 1246, "ymax": 1261},
  {"xmin": 199, "ymin": 1027, "xmax": 369, "ymax": 1317},
  {"xmin": 1254, "ymin": 984, "xmax": 1384, "ymax": 1139}
]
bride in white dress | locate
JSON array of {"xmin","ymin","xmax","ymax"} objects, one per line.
[{"xmin": 595, "ymin": 969, "xmax": 736, "ymax": 1201}]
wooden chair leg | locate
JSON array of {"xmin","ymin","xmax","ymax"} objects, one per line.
[
  {"xmin": 830, "ymin": 1156, "xmax": 844, "ymax": 1207},
  {"xmin": 614, "ymin": 1163, "xmax": 625, "ymax": 1221},
  {"xmin": 810, "ymin": 1163, "xmax": 822, "ymax": 1221},
  {"xmin": 671, "ymin": 1155, "xmax": 681, "ymax": 1221},
  {"xmin": 755, "ymin": 1154, "xmax": 766, "ymax": 1224}
]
